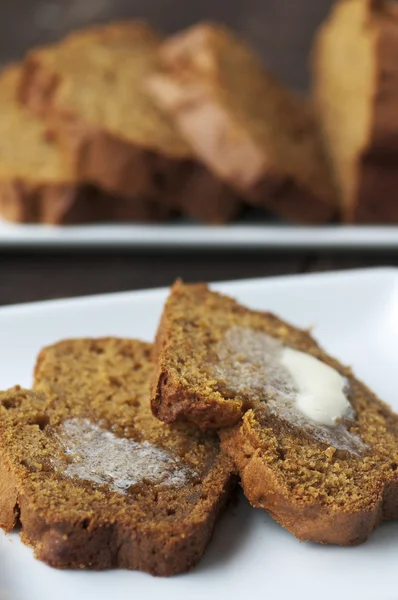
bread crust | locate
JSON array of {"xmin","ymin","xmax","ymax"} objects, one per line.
[
  {"xmin": 0, "ymin": 457, "xmax": 232, "ymax": 575},
  {"xmin": 354, "ymin": 3, "xmax": 398, "ymax": 222},
  {"xmin": 220, "ymin": 417, "xmax": 388, "ymax": 546},
  {"xmin": 14, "ymin": 474, "xmax": 232, "ymax": 575},
  {"xmin": 313, "ymin": 0, "xmax": 398, "ymax": 222},
  {"xmin": 0, "ymin": 179, "xmax": 171, "ymax": 224},
  {"xmin": 151, "ymin": 282, "xmax": 246, "ymax": 429},
  {"xmin": 0, "ymin": 453, "xmax": 19, "ymax": 532}
]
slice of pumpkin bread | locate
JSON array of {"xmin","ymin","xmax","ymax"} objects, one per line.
[
  {"xmin": 0, "ymin": 338, "xmax": 233, "ymax": 575},
  {"xmin": 146, "ymin": 23, "xmax": 337, "ymax": 224},
  {"xmin": 151, "ymin": 281, "xmax": 398, "ymax": 545},
  {"xmin": 0, "ymin": 65, "xmax": 170, "ymax": 224},
  {"xmin": 19, "ymin": 22, "xmax": 241, "ymax": 224},
  {"xmin": 312, "ymin": 0, "xmax": 398, "ymax": 222}
]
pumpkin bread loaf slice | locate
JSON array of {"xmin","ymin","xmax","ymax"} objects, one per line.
[
  {"xmin": 19, "ymin": 22, "xmax": 241, "ymax": 224},
  {"xmin": 146, "ymin": 23, "xmax": 337, "ymax": 224},
  {"xmin": 0, "ymin": 338, "xmax": 234, "ymax": 575},
  {"xmin": 151, "ymin": 281, "xmax": 398, "ymax": 545},
  {"xmin": 312, "ymin": 0, "xmax": 398, "ymax": 222},
  {"xmin": 0, "ymin": 65, "xmax": 170, "ymax": 224}
]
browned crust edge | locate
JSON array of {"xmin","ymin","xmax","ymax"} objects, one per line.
[
  {"xmin": 0, "ymin": 453, "xmax": 19, "ymax": 532},
  {"xmin": 351, "ymin": 4, "xmax": 398, "ymax": 222},
  {"xmin": 0, "ymin": 178, "xmax": 172, "ymax": 225},
  {"xmin": 312, "ymin": 0, "xmax": 398, "ymax": 223},
  {"xmin": 151, "ymin": 293, "xmax": 244, "ymax": 430},
  {"xmin": 0, "ymin": 179, "xmax": 85, "ymax": 224},
  {"xmin": 220, "ymin": 418, "xmax": 398, "ymax": 546},
  {"xmin": 249, "ymin": 171, "xmax": 337, "ymax": 224},
  {"xmin": 1, "ymin": 461, "xmax": 233, "ymax": 576}
]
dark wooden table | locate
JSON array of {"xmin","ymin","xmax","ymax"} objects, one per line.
[
  {"xmin": 1, "ymin": 250, "xmax": 396, "ymax": 306},
  {"xmin": 1, "ymin": 0, "xmax": 397, "ymax": 307}
]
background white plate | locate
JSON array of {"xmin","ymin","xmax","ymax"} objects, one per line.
[
  {"xmin": 1, "ymin": 268, "xmax": 398, "ymax": 600},
  {"xmin": 1, "ymin": 219, "xmax": 398, "ymax": 250}
]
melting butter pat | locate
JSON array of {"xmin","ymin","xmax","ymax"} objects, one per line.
[{"xmin": 280, "ymin": 347, "xmax": 350, "ymax": 426}]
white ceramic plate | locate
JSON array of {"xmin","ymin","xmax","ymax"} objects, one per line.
[
  {"xmin": 1, "ymin": 218, "xmax": 398, "ymax": 250},
  {"xmin": 1, "ymin": 268, "xmax": 397, "ymax": 600}
]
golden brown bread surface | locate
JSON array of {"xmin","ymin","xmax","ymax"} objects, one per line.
[
  {"xmin": 19, "ymin": 22, "xmax": 188, "ymax": 200},
  {"xmin": 313, "ymin": 0, "xmax": 398, "ymax": 222},
  {"xmin": 151, "ymin": 281, "xmax": 398, "ymax": 544},
  {"xmin": 151, "ymin": 280, "xmax": 324, "ymax": 429},
  {"xmin": 0, "ymin": 65, "xmax": 170, "ymax": 224},
  {"xmin": 18, "ymin": 21, "xmax": 241, "ymax": 223},
  {"xmin": 146, "ymin": 23, "xmax": 337, "ymax": 224},
  {"xmin": 21, "ymin": 22, "xmax": 189, "ymax": 158},
  {"xmin": 0, "ymin": 338, "xmax": 233, "ymax": 575}
]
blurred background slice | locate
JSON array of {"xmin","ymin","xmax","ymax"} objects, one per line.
[{"xmin": 2, "ymin": 0, "xmax": 333, "ymax": 92}]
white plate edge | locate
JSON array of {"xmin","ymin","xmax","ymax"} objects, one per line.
[{"xmin": 0, "ymin": 266, "xmax": 395, "ymax": 317}]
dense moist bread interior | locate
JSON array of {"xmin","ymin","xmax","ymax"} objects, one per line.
[
  {"xmin": 223, "ymin": 386, "xmax": 398, "ymax": 513},
  {"xmin": 154, "ymin": 282, "xmax": 398, "ymax": 514},
  {"xmin": 156, "ymin": 24, "xmax": 334, "ymax": 204},
  {"xmin": 0, "ymin": 66, "xmax": 71, "ymax": 182},
  {"xmin": 27, "ymin": 23, "xmax": 190, "ymax": 158},
  {"xmin": 313, "ymin": 0, "xmax": 376, "ymax": 216},
  {"xmin": 153, "ymin": 281, "xmax": 343, "ymax": 425},
  {"xmin": 0, "ymin": 339, "xmax": 230, "ymax": 531}
]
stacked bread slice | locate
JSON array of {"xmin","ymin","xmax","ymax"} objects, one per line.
[
  {"xmin": 3, "ymin": 4, "xmax": 398, "ymax": 226},
  {"xmin": 151, "ymin": 281, "xmax": 398, "ymax": 546},
  {"xmin": 18, "ymin": 22, "xmax": 242, "ymax": 225},
  {"xmin": 0, "ymin": 65, "xmax": 171, "ymax": 224},
  {"xmin": 312, "ymin": 0, "xmax": 398, "ymax": 222},
  {"xmin": 146, "ymin": 23, "xmax": 337, "ymax": 224},
  {"xmin": 0, "ymin": 22, "xmax": 242, "ymax": 225},
  {"xmin": 0, "ymin": 19, "xmax": 339, "ymax": 226},
  {"xmin": 2, "ymin": 280, "xmax": 398, "ymax": 577}
]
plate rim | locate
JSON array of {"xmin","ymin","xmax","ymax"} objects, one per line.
[{"xmin": 1, "ymin": 223, "xmax": 398, "ymax": 250}]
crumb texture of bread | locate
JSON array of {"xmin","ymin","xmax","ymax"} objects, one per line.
[
  {"xmin": 146, "ymin": 23, "xmax": 337, "ymax": 224},
  {"xmin": 313, "ymin": 0, "xmax": 398, "ymax": 222},
  {"xmin": 151, "ymin": 280, "xmax": 325, "ymax": 430},
  {"xmin": 151, "ymin": 281, "xmax": 398, "ymax": 544},
  {"xmin": 0, "ymin": 338, "xmax": 233, "ymax": 575}
]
